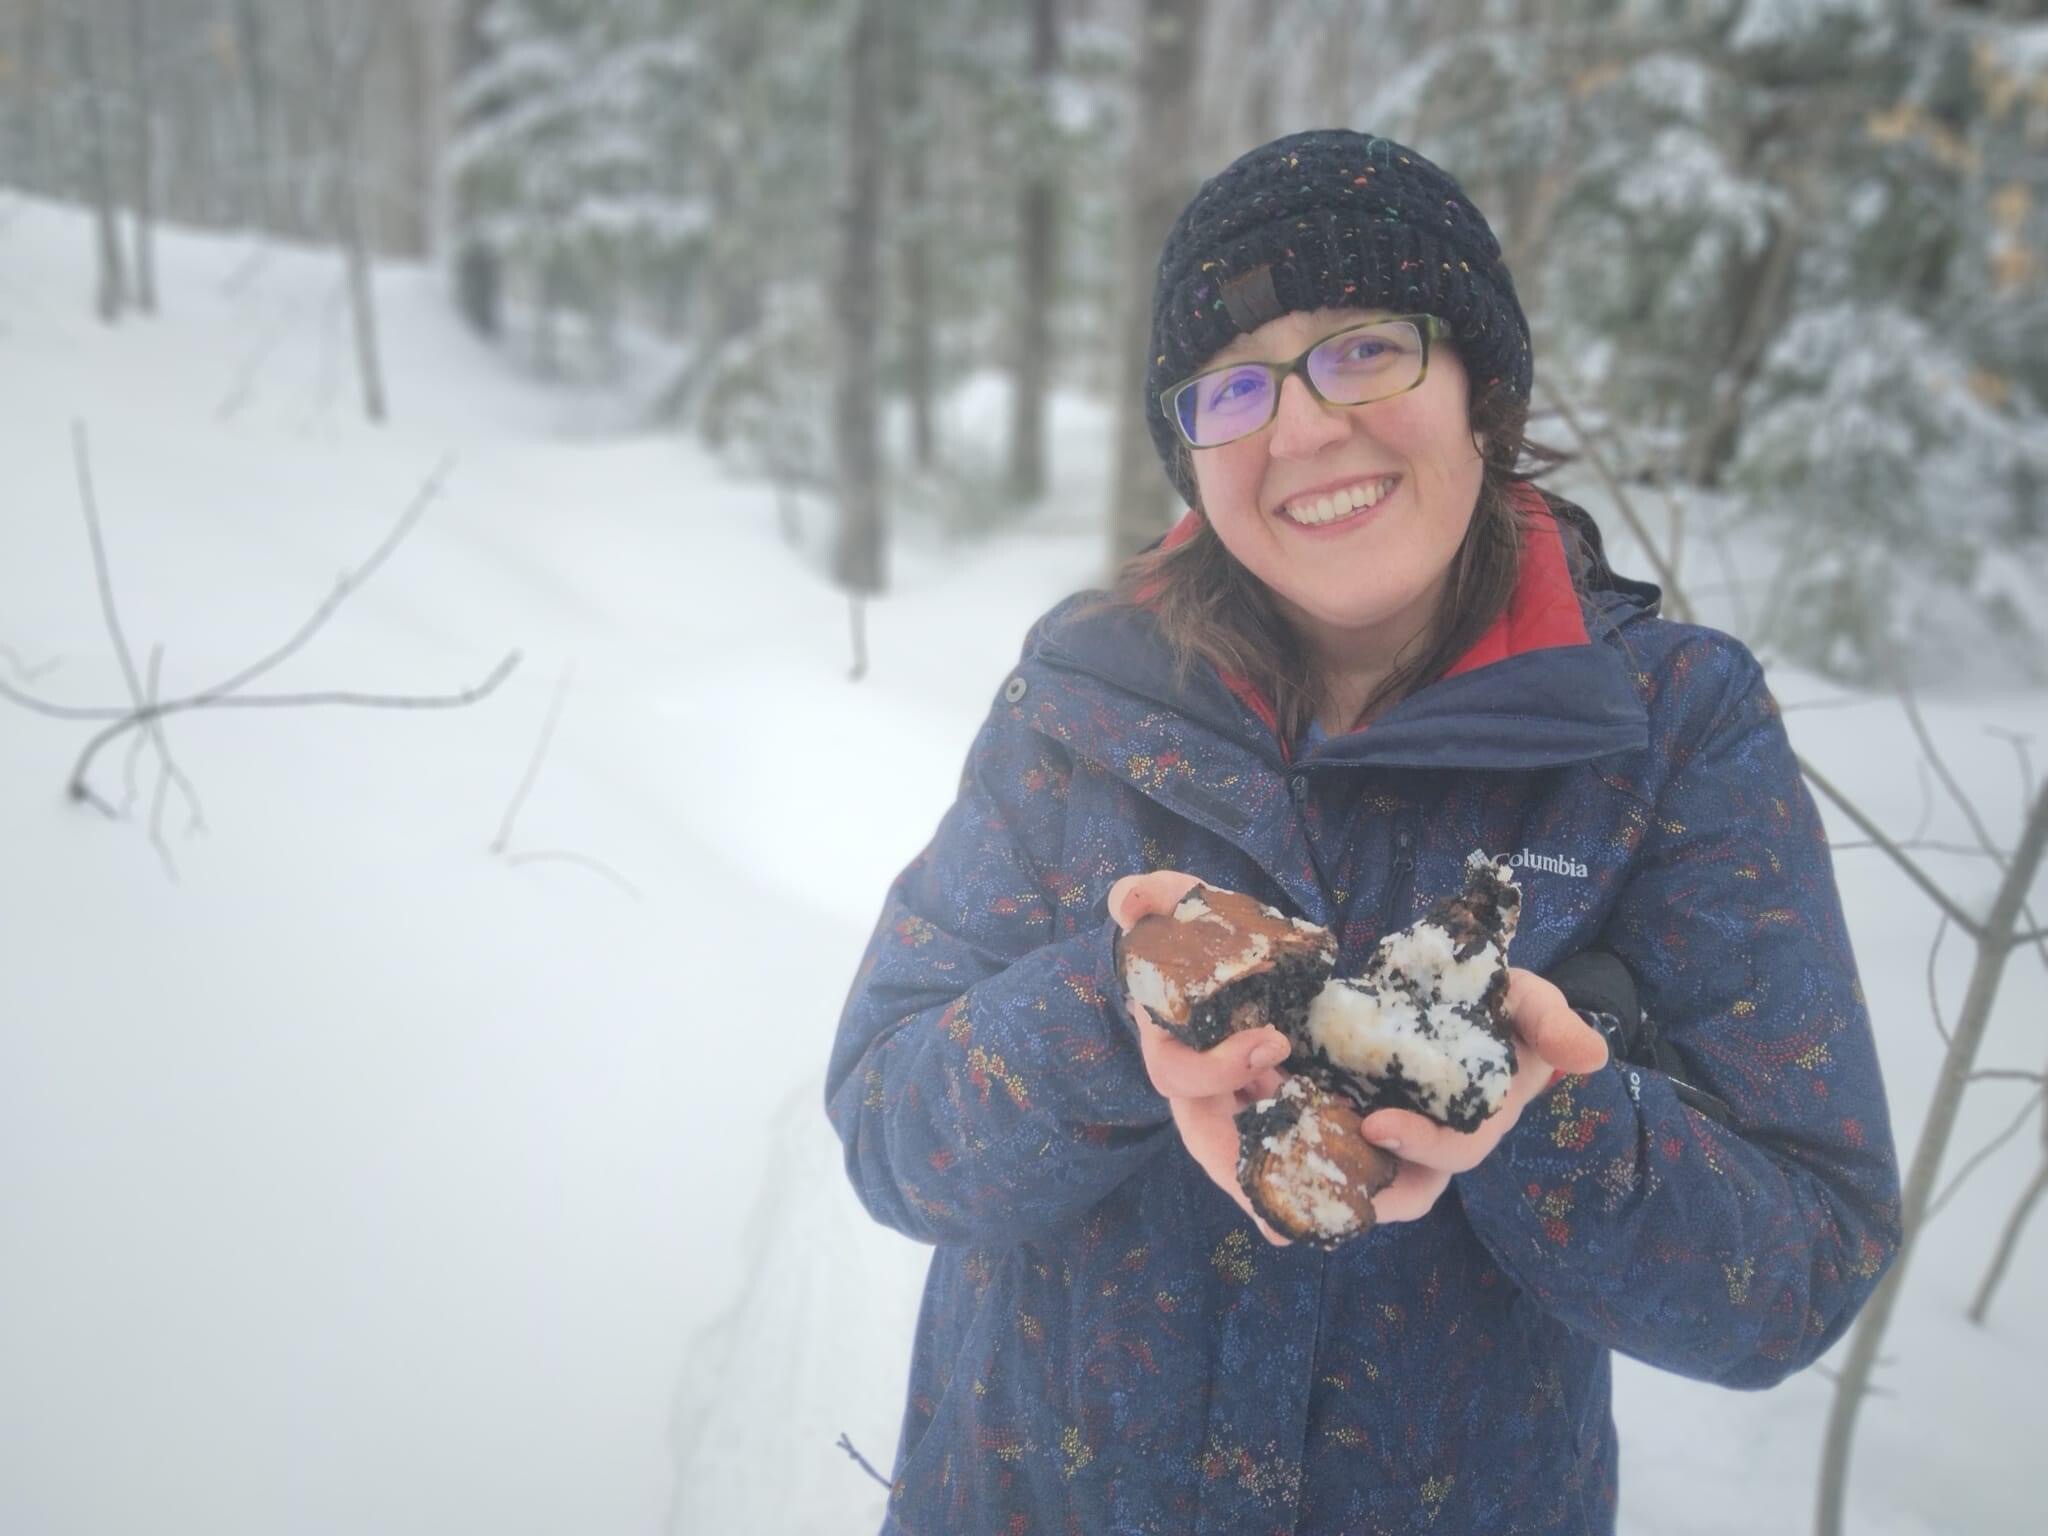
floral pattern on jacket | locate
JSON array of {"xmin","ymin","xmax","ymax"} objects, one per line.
[{"xmin": 826, "ymin": 507, "xmax": 1902, "ymax": 1535}]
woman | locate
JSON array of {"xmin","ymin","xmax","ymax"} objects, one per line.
[{"xmin": 826, "ymin": 129, "xmax": 1901, "ymax": 1535}]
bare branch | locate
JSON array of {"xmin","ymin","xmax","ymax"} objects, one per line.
[
  {"xmin": 68, "ymin": 652, "xmax": 523, "ymax": 802},
  {"xmin": 1969, "ymin": 1070, "xmax": 2046, "ymax": 1085},
  {"xmin": 143, "ymin": 646, "xmax": 178, "ymax": 884},
  {"xmin": 1894, "ymin": 676, "xmax": 2004, "ymax": 868},
  {"xmin": 1985, "ymin": 725, "xmax": 2037, "ymax": 814},
  {"xmin": 73, "ymin": 420, "xmax": 150, "ymax": 718},
  {"xmin": 0, "ymin": 672, "xmax": 120, "ymax": 720},
  {"xmin": 200, "ymin": 453, "xmax": 455, "ymax": 704},
  {"xmin": 1923, "ymin": 1088, "xmax": 2045, "ymax": 1227},
  {"xmin": 1830, "ymin": 838, "xmax": 2006, "ymax": 860},
  {"xmin": 504, "ymin": 850, "xmax": 644, "ymax": 903},
  {"xmin": 1926, "ymin": 914, "xmax": 1951, "ymax": 1049},
  {"xmin": 1970, "ymin": 1154, "xmax": 2048, "ymax": 1325},
  {"xmin": 1533, "ymin": 379, "xmax": 1695, "ymax": 622},
  {"xmin": 1910, "ymin": 760, "xmax": 1935, "ymax": 846},
  {"xmin": 492, "ymin": 663, "xmax": 575, "ymax": 855},
  {"xmin": 835, "ymin": 1432, "xmax": 893, "ymax": 1491},
  {"xmin": 1800, "ymin": 755, "xmax": 1984, "ymax": 938},
  {"xmin": 0, "ymin": 642, "xmax": 62, "ymax": 684}
]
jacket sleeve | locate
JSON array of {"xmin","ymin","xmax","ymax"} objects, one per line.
[
  {"xmin": 825, "ymin": 679, "xmax": 1173, "ymax": 1247},
  {"xmin": 1455, "ymin": 636, "xmax": 1904, "ymax": 1388}
]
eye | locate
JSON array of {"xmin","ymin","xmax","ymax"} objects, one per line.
[
  {"xmin": 1341, "ymin": 337, "xmax": 1391, "ymax": 363},
  {"xmin": 1205, "ymin": 369, "xmax": 1266, "ymax": 409}
]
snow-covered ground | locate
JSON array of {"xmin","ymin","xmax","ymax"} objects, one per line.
[{"xmin": 1, "ymin": 198, "xmax": 2042, "ymax": 1535}]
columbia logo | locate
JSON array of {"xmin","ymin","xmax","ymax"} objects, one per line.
[{"xmin": 1506, "ymin": 848, "xmax": 1589, "ymax": 879}]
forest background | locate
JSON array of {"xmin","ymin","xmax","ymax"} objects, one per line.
[{"xmin": 4, "ymin": 1, "xmax": 2048, "ymax": 1533}]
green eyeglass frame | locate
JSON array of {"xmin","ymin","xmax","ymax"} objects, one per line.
[{"xmin": 1158, "ymin": 314, "xmax": 1450, "ymax": 449}]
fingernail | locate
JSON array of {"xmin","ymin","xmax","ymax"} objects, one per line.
[{"xmin": 1247, "ymin": 1042, "xmax": 1289, "ymax": 1070}]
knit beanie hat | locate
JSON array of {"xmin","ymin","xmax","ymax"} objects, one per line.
[{"xmin": 1146, "ymin": 129, "xmax": 1533, "ymax": 505}]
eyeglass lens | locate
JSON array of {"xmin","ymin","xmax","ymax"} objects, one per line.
[{"xmin": 1172, "ymin": 319, "xmax": 1426, "ymax": 447}]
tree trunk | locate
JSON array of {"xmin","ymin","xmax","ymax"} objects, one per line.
[
  {"xmin": 1815, "ymin": 783, "xmax": 2048, "ymax": 1536},
  {"xmin": 392, "ymin": 0, "xmax": 436, "ymax": 258},
  {"xmin": 892, "ymin": 3, "xmax": 935, "ymax": 472},
  {"xmin": 833, "ymin": 0, "xmax": 888, "ymax": 606},
  {"xmin": 1009, "ymin": 0, "xmax": 1060, "ymax": 503},
  {"xmin": 1107, "ymin": 0, "xmax": 1208, "ymax": 568},
  {"xmin": 14, "ymin": 0, "xmax": 54, "ymax": 198},
  {"xmin": 452, "ymin": 0, "xmax": 503, "ymax": 337},
  {"xmin": 126, "ymin": 0, "xmax": 156, "ymax": 313},
  {"xmin": 310, "ymin": 0, "xmax": 389, "ymax": 422},
  {"xmin": 231, "ymin": 0, "xmax": 276, "ymax": 232},
  {"xmin": 1239, "ymin": 0, "xmax": 1280, "ymax": 152},
  {"xmin": 70, "ymin": 5, "xmax": 126, "ymax": 323}
]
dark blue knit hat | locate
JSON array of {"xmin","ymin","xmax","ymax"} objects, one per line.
[{"xmin": 1146, "ymin": 129, "xmax": 1533, "ymax": 504}]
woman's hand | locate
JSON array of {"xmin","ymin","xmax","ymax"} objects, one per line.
[
  {"xmin": 1358, "ymin": 967, "xmax": 1611, "ymax": 1222},
  {"xmin": 1108, "ymin": 872, "xmax": 1295, "ymax": 1244}
]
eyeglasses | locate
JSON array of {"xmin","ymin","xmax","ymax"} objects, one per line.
[{"xmin": 1159, "ymin": 315, "xmax": 1449, "ymax": 449}]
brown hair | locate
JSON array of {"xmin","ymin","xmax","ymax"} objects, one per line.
[{"xmin": 1100, "ymin": 377, "xmax": 1578, "ymax": 746}]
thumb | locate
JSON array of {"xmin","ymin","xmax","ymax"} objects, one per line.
[{"xmin": 1506, "ymin": 968, "xmax": 1610, "ymax": 1077}]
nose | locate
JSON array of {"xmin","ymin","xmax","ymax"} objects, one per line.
[{"xmin": 1266, "ymin": 372, "xmax": 1350, "ymax": 459}]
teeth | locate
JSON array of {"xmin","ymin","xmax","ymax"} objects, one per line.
[{"xmin": 1282, "ymin": 476, "xmax": 1396, "ymax": 525}]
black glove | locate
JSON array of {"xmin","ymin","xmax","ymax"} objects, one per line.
[{"xmin": 1545, "ymin": 947, "xmax": 1731, "ymax": 1123}]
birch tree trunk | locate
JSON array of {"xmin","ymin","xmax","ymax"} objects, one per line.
[
  {"xmin": 1107, "ymin": 0, "xmax": 1207, "ymax": 566},
  {"xmin": 834, "ymin": 0, "xmax": 888, "ymax": 652}
]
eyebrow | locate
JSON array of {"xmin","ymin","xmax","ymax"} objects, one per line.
[{"xmin": 1205, "ymin": 311, "xmax": 1398, "ymax": 369}]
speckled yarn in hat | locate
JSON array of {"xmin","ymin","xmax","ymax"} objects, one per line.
[{"xmin": 1146, "ymin": 129, "xmax": 1533, "ymax": 505}]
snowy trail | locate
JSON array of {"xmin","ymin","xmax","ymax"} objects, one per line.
[{"xmin": 3, "ymin": 201, "xmax": 2044, "ymax": 1534}]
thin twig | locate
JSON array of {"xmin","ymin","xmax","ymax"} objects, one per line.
[
  {"xmin": 1894, "ymin": 677, "xmax": 2004, "ymax": 868},
  {"xmin": 144, "ymin": 646, "xmax": 178, "ymax": 884},
  {"xmin": 492, "ymin": 663, "xmax": 575, "ymax": 855},
  {"xmin": 1923, "ymin": 1088, "xmax": 2045, "ymax": 1226},
  {"xmin": 1926, "ymin": 914, "xmax": 1951, "ymax": 1049},
  {"xmin": 137, "ymin": 644, "xmax": 206, "ymax": 838},
  {"xmin": 1830, "ymin": 838, "xmax": 2005, "ymax": 860},
  {"xmin": 1986, "ymin": 726, "xmax": 2037, "ymax": 814},
  {"xmin": 1779, "ymin": 694, "xmax": 1883, "ymax": 714},
  {"xmin": 1968, "ymin": 1070, "xmax": 2046, "ymax": 1084},
  {"xmin": 835, "ymin": 1432, "xmax": 892, "ymax": 1491},
  {"xmin": 74, "ymin": 421, "xmax": 150, "ymax": 721},
  {"xmin": 0, "ymin": 642, "xmax": 62, "ymax": 684},
  {"xmin": 504, "ymin": 850, "xmax": 644, "ymax": 903},
  {"xmin": 1800, "ymin": 756, "xmax": 1984, "ymax": 938},
  {"xmin": 0, "ymin": 671, "xmax": 119, "ymax": 719},
  {"xmin": 67, "ymin": 652, "xmax": 523, "ymax": 803},
  {"xmin": 1533, "ymin": 379, "xmax": 1695, "ymax": 622},
  {"xmin": 199, "ymin": 453, "xmax": 456, "ymax": 703}
]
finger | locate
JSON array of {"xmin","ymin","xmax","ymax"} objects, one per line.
[
  {"xmin": 1367, "ymin": 1161, "xmax": 1452, "ymax": 1225},
  {"xmin": 1232, "ymin": 1063, "xmax": 1287, "ymax": 1108},
  {"xmin": 1167, "ymin": 1096, "xmax": 1292, "ymax": 1246},
  {"xmin": 1107, "ymin": 869, "xmax": 1205, "ymax": 932},
  {"xmin": 1138, "ymin": 1015, "xmax": 1293, "ymax": 1100},
  {"xmin": 1358, "ymin": 1105, "xmax": 1490, "ymax": 1175},
  {"xmin": 1506, "ymin": 970, "xmax": 1610, "ymax": 1076}
]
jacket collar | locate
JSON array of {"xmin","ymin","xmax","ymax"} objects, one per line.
[{"xmin": 1032, "ymin": 486, "xmax": 1655, "ymax": 777}]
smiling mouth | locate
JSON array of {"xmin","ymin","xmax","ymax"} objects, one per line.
[{"xmin": 1276, "ymin": 475, "xmax": 1400, "ymax": 527}]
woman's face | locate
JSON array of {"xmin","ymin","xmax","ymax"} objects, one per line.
[{"xmin": 1186, "ymin": 306, "xmax": 1484, "ymax": 667}]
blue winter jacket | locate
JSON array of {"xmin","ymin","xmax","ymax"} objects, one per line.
[{"xmin": 827, "ymin": 502, "xmax": 1902, "ymax": 1535}]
